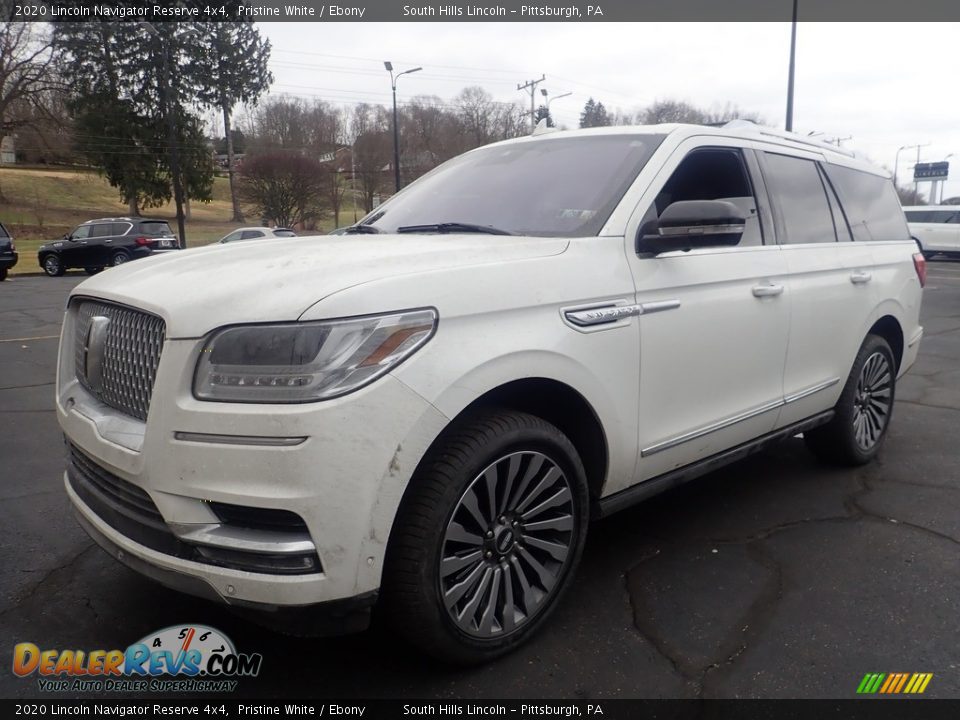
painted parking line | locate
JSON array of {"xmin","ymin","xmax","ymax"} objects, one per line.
[{"xmin": 0, "ymin": 335, "xmax": 60, "ymax": 343}]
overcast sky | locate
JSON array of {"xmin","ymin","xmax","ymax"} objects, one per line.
[{"xmin": 255, "ymin": 22, "xmax": 960, "ymax": 201}]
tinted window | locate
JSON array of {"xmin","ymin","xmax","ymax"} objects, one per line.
[
  {"xmin": 643, "ymin": 148, "xmax": 764, "ymax": 246},
  {"xmin": 932, "ymin": 210, "xmax": 959, "ymax": 223},
  {"xmin": 72, "ymin": 225, "xmax": 92, "ymax": 240},
  {"xmin": 241, "ymin": 230, "xmax": 266, "ymax": 240},
  {"xmin": 221, "ymin": 231, "xmax": 242, "ymax": 243},
  {"xmin": 363, "ymin": 134, "xmax": 666, "ymax": 237},
  {"xmin": 112, "ymin": 223, "xmax": 132, "ymax": 236},
  {"xmin": 904, "ymin": 211, "xmax": 930, "ymax": 223},
  {"xmin": 822, "ymin": 164, "xmax": 910, "ymax": 242},
  {"xmin": 820, "ymin": 167, "xmax": 853, "ymax": 242},
  {"xmin": 762, "ymin": 153, "xmax": 836, "ymax": 244},
  {"xmin": 139, "ymin": 221, "xmax": 173, "ymax": 237}
]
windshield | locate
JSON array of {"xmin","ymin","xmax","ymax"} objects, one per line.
[{"xmin": 361, "ymin": 134, "xmax": 665, "ymax": 237}]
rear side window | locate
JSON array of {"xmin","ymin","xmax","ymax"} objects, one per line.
[
  {"xmin": 241, "ymin": 230, "xmax": 266, "ymax": 240},
  {"xmin": 762, "ymin": 152, "xmax": 836, "ymax": 244},
  {"xmin": 821, "ymin": 164, "xmax": 910, "ymax": 242},
  {"xmin": 111, "ymin": 223, "xmax": 131, "ymax": 236},
  {"xmin": 88, "ymin": 224, "xmax": 114, "ymax": 238},
  {"xmin": 139, "ymin": 221, "xmax": 173, "ymax": 237}
]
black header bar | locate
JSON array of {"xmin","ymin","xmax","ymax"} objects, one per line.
[{"xmin": 5, "ymin": 0, "xmax": 960, "ymax": 22}]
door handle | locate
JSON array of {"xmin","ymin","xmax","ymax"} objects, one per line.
[
  {"xmin": 850, "ymin": 271, "xmax": 872, "ymax": 284},
  {"xmin": 752, "ymin": 283, "xmax": 784, "ymax": 298}
]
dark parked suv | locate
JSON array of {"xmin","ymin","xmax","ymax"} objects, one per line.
[
  {"xmin": 0, "ymin": 222, "xmax": 17, "ymax": 281},
  {"xmin": 37, "ymin": 217, "xmax": 179, "ymax": 277}
]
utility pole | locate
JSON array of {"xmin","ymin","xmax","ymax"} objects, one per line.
[{"xmin": 517, "ymin": 75, "xmax": 546, "ymax": 132}]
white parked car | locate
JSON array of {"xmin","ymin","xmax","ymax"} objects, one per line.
[
  {"xmin": 217, "ymin": 226, "xmax": 297, "ymax": 243},
  {"xmin": 903, "ymin": 205, "xmax": 960, "ymax": 259},
  {"xmin": 57, "ymin": 123, "xmax": 924, "ymax": 663}
]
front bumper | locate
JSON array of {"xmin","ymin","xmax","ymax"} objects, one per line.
[
  {"xmin": 72, "ymin": 499, "xmax": 377, "ymax": 634},
  {"xmin": 58, "ymin": 326, "xmax": 449, "ymax": 612}
]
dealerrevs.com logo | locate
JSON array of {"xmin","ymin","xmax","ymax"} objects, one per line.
[{"xmin": 13, "ymin": 624, "xmax": 262, "ymax": 693}]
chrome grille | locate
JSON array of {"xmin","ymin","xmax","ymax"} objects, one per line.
[{"xmin": 74, "ymin": 299, "xmax": 165, "ymax": 421}]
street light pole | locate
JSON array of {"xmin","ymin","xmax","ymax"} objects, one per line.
[
  {"xmin": 541, "ymin": 88, "xmax": 572, "ymax": 115},
  {"xmin": 384, "ymin": 61, "xmax": 422, "ymax": 193},
  {"xmin": 785, "ymin": 0, "xmax": 798, "ymax": 131}
]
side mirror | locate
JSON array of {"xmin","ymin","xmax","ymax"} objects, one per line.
[{"xmin": 637, "ymin": 200, "xmax": 745, "ymax": 255}]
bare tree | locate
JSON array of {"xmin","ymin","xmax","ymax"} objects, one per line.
[
  {"xmin": 239, "ymin": 152, "xmax": 326, "ymax": 228},
  {"xmin": 640, "ymin": 99, "xmax": 707, "ymax": 125},
  {"xmin": 0, "ymin": 23, "xmax": 61, "ymax": 199}
]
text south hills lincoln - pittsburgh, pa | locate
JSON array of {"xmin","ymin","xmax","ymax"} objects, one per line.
[{"xmin": 403, "ymin": 5, "xmax": 602, "ymax": 17}]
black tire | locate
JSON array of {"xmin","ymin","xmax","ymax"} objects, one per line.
[
  {"xmin": 0, "ymin": 267, "xmax": 7, "ymax": 281},
  {"xmin": 805, "ymin": 334, "xmax": 896, "ymax": 466},
  {"xmin": 382, "ymin": 409, "xmax": 590, "ymax": 664},
  {"xmin": 84, "ymin": 266, "xmax": 104, "ymax": 275},
  {"xmin": 110, "ymin": 251, "xmax": 130, "ymax": 267},
  {"xmin": 42, "ymin": 254, "xmax": 65, "ymax": 277}
]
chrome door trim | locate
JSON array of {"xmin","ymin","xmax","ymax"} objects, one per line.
[
  {"xmin": 563, "ymin": 299, "xmax": 680, "ymax": 327},
  {"xmin": 642, "ymin": 376, "xmax": 841, "ymax": 457},
  {"xmin": 641, "ymin": 397, "xmax": 783, "ymax": 457},
  {"xmin": 783, "ymin": 377, "xmax": 840, "ymax": 404}
]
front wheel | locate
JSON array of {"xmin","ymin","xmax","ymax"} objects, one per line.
[
  {"xmin": 42, "ymin": 255, "xmax": 65, "ymax": 277},
  {"xmin": 383, "ymin": 410, "xmax": 589, "ymax": 664},
  {"xmin": 805, "ymin": 334, "xmax": 896, "ymax": 466}
]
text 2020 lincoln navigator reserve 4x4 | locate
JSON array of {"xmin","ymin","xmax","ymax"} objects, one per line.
[{"xmin": 58, "ymin": 123, "xmax": 924, "ymax": 663}]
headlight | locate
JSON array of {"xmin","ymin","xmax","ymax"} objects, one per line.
[{"xmin": 194, "ymin": 308, "xmax": 437, "ymax": 403}]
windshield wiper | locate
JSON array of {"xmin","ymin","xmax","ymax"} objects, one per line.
[
  {"xmin": 342, "ymin": 224, "xmax": 382, "ymax": 234},
  {"xmin": 396, "ymin": 222, "xmax": 514, "ymax": 236}
]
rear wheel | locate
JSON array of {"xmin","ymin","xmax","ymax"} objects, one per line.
[
  {"xmin": 383, "ymin": 409, "xmax": 589, "ymax": 664},
  {"xmin": 110, "ymin": 251, "xmax": 130, "ymax": 267},
  {"xmin": 42, "ymin": 254, "xmax": 65, "ymax": 277},
  {"xmin": 805, "ymin": 334, "xmax": 896, "ymax": 466}
]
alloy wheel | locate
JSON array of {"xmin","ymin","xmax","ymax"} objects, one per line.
[
  {"xmin": 853, "ymin": 351, "xmax": 892, "ymax": 451},
  {"xmin": 439, "ymin": 451, "xmax": 576, "ymax": 639}
]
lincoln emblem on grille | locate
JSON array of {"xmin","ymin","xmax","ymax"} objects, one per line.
[{"xmin": 83, "ymin": 316, "xmax": 110, "ymax": 393}]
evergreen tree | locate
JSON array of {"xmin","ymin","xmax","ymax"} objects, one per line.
[
  {"xmin": 579, "ymin": 97, "xmax": 611, "ymax": 128},
  {"xmin": 193, "ymin": 20, "xmax": 272, "ymax": 221}
]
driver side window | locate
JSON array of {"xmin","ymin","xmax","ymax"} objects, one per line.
[
  {"xmin": 71, "ymin": 225, "xmax": 92, "ymax": 240},
  {"xmin": 642, "ymin": 148, "xmax": 764, "ymax": 246}
]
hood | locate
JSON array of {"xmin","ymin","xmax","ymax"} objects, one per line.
[{"xmin": 71, "ymin": 234, "xmax": 569, "ymax": 338}]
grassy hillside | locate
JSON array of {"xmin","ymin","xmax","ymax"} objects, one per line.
[{"xmin": 0, "ymin": 166, "xmax": 359, "ymax": 274}]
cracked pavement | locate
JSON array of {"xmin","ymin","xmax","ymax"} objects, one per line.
[{"xmin": 1, "ymin": 265, "xmax": 959, "ymax": 700}]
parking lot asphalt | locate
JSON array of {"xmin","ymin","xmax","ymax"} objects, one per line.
[{"xmin": 1, "ymin": 263, "xmax": 959, "ymax": 700}]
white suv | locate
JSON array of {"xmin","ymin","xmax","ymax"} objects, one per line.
[
  {"xmin": 57, "ymin": 123, "xmax": 925, "ymax": 663},
  {"xmin": 904, "ymin": 205, "xmax": 960, "ymax": 259}
]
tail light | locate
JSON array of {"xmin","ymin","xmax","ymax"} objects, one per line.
[
  {"xmin": 912, "ymin": 252, "xmax": 927, "ymax": 288},
  {"xmin": 9, "ymin": 243, "xmax": 14, "ymax": 252},
  {"xmin": 134, "ymin": 236, "xmax": 151, "ymax": 246}
]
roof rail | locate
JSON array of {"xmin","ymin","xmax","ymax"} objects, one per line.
[{"xmin": 722, "ymin": 119, "xmax": 856, "ymax": 158}]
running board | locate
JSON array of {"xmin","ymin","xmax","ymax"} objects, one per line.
[{"xmin": 593, "ymin": 410, "xmax": 835, "ymax": 519}]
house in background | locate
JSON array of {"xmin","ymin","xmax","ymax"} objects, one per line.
[{"xmin": 0, "ymin": 136, "xmax": 16, "ymax": 165}]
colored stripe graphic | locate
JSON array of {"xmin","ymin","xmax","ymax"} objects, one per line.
[{"xmin": 858, "ymin": 672, "xmax": 933, "ymax": 694}]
